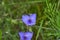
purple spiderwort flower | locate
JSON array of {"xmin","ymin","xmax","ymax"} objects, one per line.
[
  {"xmin": 19, "ymin": 32, "xmax": 33, "ymax": 40},
  {"xmin": 22, "ymin": 14, "xmax": 36, "ymax": 26}
]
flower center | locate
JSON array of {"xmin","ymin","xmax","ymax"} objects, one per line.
[
  {"xmin": 28, "ymin": 19, "xmax": 32, "ymax": 23},
  {"xmin": 24, "ymin": 36, "xmax": 27, "ymax": 40},
  {"xmin": 24, "ymin": 34, "xmax": 28, "ymax": 40}
]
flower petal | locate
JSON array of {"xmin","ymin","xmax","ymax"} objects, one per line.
[
  {"xmin": 22, "ymin": 15, "xmax": 29, "ymax": 25},
  {"xmin": 24, "ymin": 32, "xmax": 33, "ymax": 38},
  {"xmin": 30, "ymin": 14, "xmax": 36, "ymax": 25},
  {"xmin": 19, "ymin": 32, "xmax": 33, "ymax": 40},
  {"xmin": 22, "ymin": 14, "xmax": 36, "ymax": 26},
  {"xmin": 19, "ymin": 32, "xmax": 24, "ymax": 40}
]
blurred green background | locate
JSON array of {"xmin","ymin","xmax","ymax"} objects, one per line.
[{"xmin": 0, "ymin": 0, "xmax": 60, "ymax": 40}]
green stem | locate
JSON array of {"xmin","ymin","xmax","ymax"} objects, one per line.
[
  {"xmin": 36, "ymin": 20, "xmax": 43, "ymax": 40},
  {"xmin": 27, "ymin": 26, "xmax": 32, "ymax": 32},
  {"xmin": 29, "ymin": 27, "xmax": 32, "ymax": 32}
]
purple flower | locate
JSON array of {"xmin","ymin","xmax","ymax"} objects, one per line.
[
  {"xmin": 19, "ymin": 32, "xmax": 33, "ymax": 40},
  {"xmin": 22, "ymin": 14, "xmax": 36, "ymax": 26}
]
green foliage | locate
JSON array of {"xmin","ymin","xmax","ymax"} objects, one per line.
[
  {"xmin": 0, "ymin": 30, "xmax": 2, "ymax": 40},
  {"xmin": 0, "ymin": 0, "xmax": 60, "ymax": 40}
]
